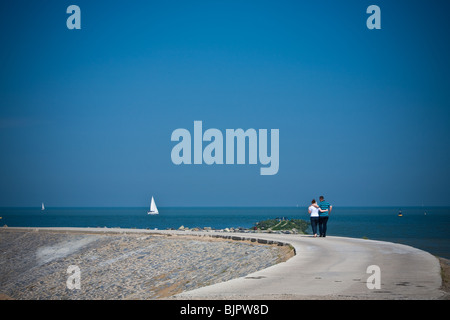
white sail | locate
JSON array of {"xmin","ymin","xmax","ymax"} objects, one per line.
[
  {"xmin": 147, "ymin": 197, "xmax": 159, "ymax": 215},
  {"xmin": 41, "ymin": 203, "xmax": 45, "ymax": 211}
]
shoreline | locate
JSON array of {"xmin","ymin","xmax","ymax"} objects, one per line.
[{"xmin": 1, "ymin": 226, "xmax": 448, "ymax": 300}]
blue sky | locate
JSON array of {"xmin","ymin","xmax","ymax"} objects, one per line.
[{"xmin": 0, "ymin": 0, "xmax": 449, "ymax": 207}]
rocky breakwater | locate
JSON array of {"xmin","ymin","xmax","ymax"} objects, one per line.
[
  {"xmin": 0, "ymin": 228, "xmax": 293, "ymax": 300},
  {"xmin": 176, "ymin": 217, "xmax": 309, "ymax": 235}
]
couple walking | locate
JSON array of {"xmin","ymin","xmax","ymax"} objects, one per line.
[{"xmin": 308, "ymin": 196, "xmax": 332, "ymax": 238}]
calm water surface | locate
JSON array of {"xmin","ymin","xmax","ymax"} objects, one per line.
[{"xmin": 1, "ymin": 206, "xmax": 449, "ymax": 258}]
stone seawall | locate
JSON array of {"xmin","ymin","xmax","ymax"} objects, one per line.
[{"xmin": 0, "ymin": 228, "xmax": 293, "ymax": 300}]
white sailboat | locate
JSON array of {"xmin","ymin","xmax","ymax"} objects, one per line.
[
  {"xmin": 41, "ymin": 202, "xmax": 45, "ymax": 211},
  {"xmin": 147, "ymin": 197, "xmax": 159, "ymax": 215}
]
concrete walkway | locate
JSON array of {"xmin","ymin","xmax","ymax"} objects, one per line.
[
  {"xmin": 172, "ymin": 232, "xmax": 444, "ymax": 300},
  {"xmin": 6, "ymin": 227, "xmax": 445, "ymax": 299}
]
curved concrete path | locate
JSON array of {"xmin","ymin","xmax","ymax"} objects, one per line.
[
  {"xmin": 7, "ymin": 227, "xmax": 444, "ymax": 299},
  {"xmin": 172, "ymin": 232, "xmax": 444, "ymax": 300}
]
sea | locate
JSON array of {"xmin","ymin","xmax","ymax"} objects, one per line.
[{"xmin": 1, "ymin": 206, "xmax": 449, "ymax": 259}]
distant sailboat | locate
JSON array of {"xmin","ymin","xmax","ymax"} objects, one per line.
[
  {"xmin": 147, "ymin": 197, "xmax": 159, "ymax": 215},
  {"xmin": 398, "ymin": 209, "xmax": 402, "ymax": 217},
  {"xmin": 41, "ymin": 202, "xmax": 45, "ymax": 211}
]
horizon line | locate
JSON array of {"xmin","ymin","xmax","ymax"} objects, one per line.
[{"xmin": 1, "ymin": 205, "xmax": 448, "ymax": 209}]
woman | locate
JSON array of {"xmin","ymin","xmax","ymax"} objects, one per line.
[{"xmin": 308, "ymin": 199, "xmax": 328, "ymax": 237}]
